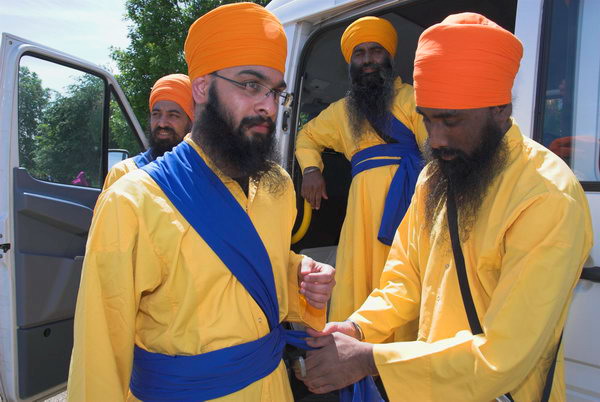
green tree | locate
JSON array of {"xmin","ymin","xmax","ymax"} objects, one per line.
[
  {"xmin": 34, "ymin": 75, "xmax": 105, "ymax": 187},
  {"xmin": 111, "ymin": 0, "xmax": 269, "ymax": 129},
  {"xmin": 18, "ymin": 66, "xmax": 50, "ymax": 172}
]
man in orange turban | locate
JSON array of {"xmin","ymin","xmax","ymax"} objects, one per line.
[
  {"xmin": 68, "ymin": 3, "xmax": 335, "ymax": 402},
  {"xmin": 297, "ymin": 13, "xmax": 592, "ymax": 401},
  {"xmin": 102, "ymin": 73, "xmax": 193, "ymax": 189},
  {"xmin": 295, "ymin": 15, "xmax": 427, "ymax": 344}
]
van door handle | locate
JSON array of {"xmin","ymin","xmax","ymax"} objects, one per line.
[{"xmin": 581, "ymin": 267, "xmax": 600, "ymax": 283}]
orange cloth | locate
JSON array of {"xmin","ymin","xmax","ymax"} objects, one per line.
[
  {"xmin": 413, "ymin": 12, "xmax": 523, "ymax": 109},
  {"xmin": 149, "ymin": 74, "xmax": 194, "ymax": 121},
  {"xmin": 340, "ymin": 16, "xmax": 397, "ymax": 63},
  {"xmin": 184, "ymin": 2, "xmax": 287, "ymax": 81}
]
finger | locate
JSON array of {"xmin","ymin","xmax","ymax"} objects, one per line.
[
  {"xmin": 309, "ymin": 384, "xmax": 336, "ymax": 394},
  {"xmin": 303, "ymin": 271, "xmax": 335, "ymax": 283},
  {"xmin": 306, "ymin": 327, "xmax": 329, "ymax": 337},
  {"xmin": 306, "ymin": 335, "xmax": 333, "ymax": 348},
  {"xmin": 321, "ymin": 186, "xmax": 328, "ymax": 200},
  {"xmin": 301, "ymin": 282, "xmax": 332, "ymax": 296},
  {"xmin": 301, "ymin": 289, "xmax": 329, "ymax": 304},
  {"xmin": 314, "ymin": 193, "xmax": 321, "ymax": 210}
]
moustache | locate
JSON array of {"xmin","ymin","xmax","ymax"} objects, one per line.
[
  {"xmin": 240, "ymin": 115, "xmax": 275, "ymax": 133},
  {"xmin": 152, "ymin": 126, "xmax": 177, "ymax": 137}
]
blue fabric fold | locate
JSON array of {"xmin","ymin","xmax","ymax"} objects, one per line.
[
  {"xmin": 132, "ymin": 147, "xmax": 156, "ymax": 168},
  {"xmin": 351, "ymin": 114, "xmax": 423, "ymax": 245}
]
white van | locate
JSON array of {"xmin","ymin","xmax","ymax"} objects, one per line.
[{"xmin": 0, "ymin": 0, "xmax": 598, "ymax": 400}]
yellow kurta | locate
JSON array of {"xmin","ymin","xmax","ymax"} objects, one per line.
[
  {"xmin": 350, "ymin": 122, "xmax": 593, "ymax": 401},
  {"xmin": 102, "ymin": 157, "xmax": 139, "ymax": 190},
  {"xmin": 295, "ymin": 78, "xmax": 427, "ymax": 339},
  {"xmin": 68, "ymin": 136, "xmax": 325, "ymax": 402}
]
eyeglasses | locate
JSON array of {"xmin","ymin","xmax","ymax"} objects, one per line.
[{"xmin": 212, "ymin": 72, "xmax": 293, "ymax": 108}]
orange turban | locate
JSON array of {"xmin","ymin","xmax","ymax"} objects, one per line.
[
  {"xmin": 340, "ymin": 16, "xmax": 397, "ymax": 63},
  {"xmin": 413, "ymin": 13, "xmax": 523, "ymax": 109},
  {"xmin": 184, "ymin": 3, "xmax": 287, "ymax": 81},
  {"xmin": 149, "ymin": 74, "xmax": 194, "ymax": 121}
]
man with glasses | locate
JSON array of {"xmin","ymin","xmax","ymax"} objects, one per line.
[
  {"xmin": 295, "ymin": 16, "xmax": 427, "ymax": 340},
  {"xmin": 67, "ymin": 4, "xmax": 335, "ymax": 401},
  {"xmin": 103, "ymin": 73, "xmax": 194, "ymax": 189}
]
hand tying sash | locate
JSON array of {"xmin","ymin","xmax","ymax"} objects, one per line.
[
  {"xmin": 132, "ymin": 148, "xmax": 156, "ymax": 168},
  {"xmin": 351, "ymin": 113, "xmax": 423, "ymax": 245}
]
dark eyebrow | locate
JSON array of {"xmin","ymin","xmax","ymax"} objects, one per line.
[
  {"xmin": 236, "ymin": 69, "xmax": 287, "ymax": 90},
  {"xmin": 152, "ymin": 107, "xmax": 182, "ymax": 114},
  {"xmin": 416, "ymin": 107, "xmax": 458, "ymax": 119}
]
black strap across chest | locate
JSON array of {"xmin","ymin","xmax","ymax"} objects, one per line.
[{"xmin": 445, "ymin": 186, "xmax": 561, "ymax": 402}]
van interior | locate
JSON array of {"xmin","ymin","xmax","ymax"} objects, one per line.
[{"xmin": 290, "ymin": 0, "xmax": 518, "ymax": 256}]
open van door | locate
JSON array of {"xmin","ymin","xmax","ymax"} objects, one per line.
[{"xmin": 0, "ymin": 33, "xmax": 145, "ymax": 401}]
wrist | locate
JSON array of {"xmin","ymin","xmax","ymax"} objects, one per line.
[
  {"xmin": 362, "ymin": 343, "xmax": 377, "ymax": 376},
  {"xmin": 345, "ymin": 319, "xmax": 364, "ymax": 341},
  {"xmin": 303, "ymin": 166, "xmax": 320, "ymax": 175}
]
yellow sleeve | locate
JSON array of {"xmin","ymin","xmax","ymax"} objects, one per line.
[
  {"xmin": 67, "ymin": 187, "xmax": 163, "ymax": 401},
  {"xmin": 281, "ymin": 180, "xmax": 326, "ymax": 330},
  {"xmin": 102, "ymin": 158, "xmax": 137, "ymax": 190},
  {"xmin": 284, "ymin": 251, "xmax": 326, "ymax": 331},
  {"xmin": 349, "ymin": 186, "xmax": 422, "ymax": 342},
  {"xmin": 367, "ymin": 193, "xmax": 592, "ymax": 401},
  {"xmin": 294, "ymin": 101, "xmax": 347, "ymax": 172}
]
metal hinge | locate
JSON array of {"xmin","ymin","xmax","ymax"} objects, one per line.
[{"xmin": 0, "ymin": 243, "xmax": 10, "ymax": 253}]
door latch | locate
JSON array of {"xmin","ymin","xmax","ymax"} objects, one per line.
[{"xmin": 0, "ymin": 243, "xmax": 10, "ymax": 253}]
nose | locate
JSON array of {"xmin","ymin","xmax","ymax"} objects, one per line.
[
  {"xmin": 255, "ymin": 92, "xmax": 278, "ymax": 120},
  {"xmin": 157, "ymin": 114, "xmax": 171, "ymax": 128},
  {"xmin": 425, "ymin": 122, "xmax": 449, "ymax": 150}
]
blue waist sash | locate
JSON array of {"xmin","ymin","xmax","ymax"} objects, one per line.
[
  {"xmin": 351, "ymin": 114, "xmax": 423, "ymax": 245},
  {"xmin": 133, "ymin": 147, "xmax": 155, "ymax": 168}
]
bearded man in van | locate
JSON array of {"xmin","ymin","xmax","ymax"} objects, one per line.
[{"xmin": 295, "ymin": 17, "xmax": 426, "ymax": 341}]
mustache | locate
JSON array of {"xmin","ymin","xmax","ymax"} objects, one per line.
[
  {"xmin": 430, "ymin": 147, "xmax": 471, "ymax": 161},
  {"xmin": 152, "ymin": 126, "xmax": 177, "ymax": 137},
  {"xmin": 239, "ymin": 115, "xmax": 275, "ymax": 133}
]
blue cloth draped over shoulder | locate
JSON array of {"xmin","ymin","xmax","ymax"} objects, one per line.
[
  {"xmin": 350, "ymin": 113, "xmax": 423, "ymax": 245},
  {"xmin": 132, "ymin": 147, "xmax": 156, "ymax": 168},
  {"xmin": 131, "ymin": 141, "xmax": 309, "ymax": 401}
]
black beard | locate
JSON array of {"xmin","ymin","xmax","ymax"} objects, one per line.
[
  {"xmin": 423, "ymin": 117, "xmax": 509, "ymax": 239},
  {"xmin": 346, "ymin": 57, "xmax": 396, "ymax": 142},
  {"xmin": 192, "ymin": 84, "xmax": 284, "ymax": 195},
  {"xmin": 149, "ymin": 126, "xmax": 183, "ymax": 157}
]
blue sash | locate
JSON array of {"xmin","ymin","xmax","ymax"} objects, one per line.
[
  {"xmin": 351, "ymin": 114, "xmax": 423, "ymax": 245},
  {"xmin": 132, "ymin": 148, "xmax": 155, "ymax": 168},
  {"xmin": 131, "ymin": 141, "xmax": 309, "ymax": 401}
]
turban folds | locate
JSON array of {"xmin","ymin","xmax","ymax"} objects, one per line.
[
  {"xmin": 149, "ymin": 74, "xmax": 194, "ymax": 121},
  {"xmin": 184, "ymin": 2, "xmax": 287, "ymax": 81},
  {"xmin": 413, "ymin": 12, "xmax": 523, "ymax": 109},
  {"xmin": 340, "ymin": 16, "xmax": 397, "ymax": 63}
]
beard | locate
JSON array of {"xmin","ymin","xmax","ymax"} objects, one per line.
[
  {"xmin": 149, "ymin": 126, "xmax": 184, "ymax": 157},
  {"xmin": 192, "ymin": 84, "xmax": 285, "ymax": 195},
  {"xmin": 423, "ymin": 117, "xmax": 509, "ymax": 239},
  {"xmin": 346, "ymin": 57, "xmax": 396, "ymax": 142}
]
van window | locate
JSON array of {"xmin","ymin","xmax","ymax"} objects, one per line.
[
  {"xmin": 536, "ymin": 0, "xmax": 600, "ymax": 183},
  {"xmin": 18, "ymin": 56, "xmax": 105, "ymax": 188}
]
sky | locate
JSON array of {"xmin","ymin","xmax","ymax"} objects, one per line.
[{"xmin": 0, "ymin": 0, "xmax": 130, "ymax": 92}]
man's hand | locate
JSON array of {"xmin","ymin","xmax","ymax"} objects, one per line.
[
  {"xmin": 295, "ymin": 332, "xmax": 377, "ymax": 394},
  {"xmin": 298, "ymin": 257, "xmax": 335, "ymax": 309},
  {"xmin": 301, "ymin": 168, "xmax": 328, "ymax": 210},
  {"xmin": 305, "ymin": 321, "xmax": 359, "ymax": 340}
]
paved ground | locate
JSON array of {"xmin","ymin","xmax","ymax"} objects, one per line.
[{"xmin": 43, "ymin": 390, "xmax": 66, "ymax": 401}]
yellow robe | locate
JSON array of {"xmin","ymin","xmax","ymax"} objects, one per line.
[
  {"xmin": 102, "ymin": 157, "xmax": 139, "ymax": 190},
  {"xmin": 295, "ymin": 78, "xmax": 427, "ymax": 339},
  {"xmin": 68, "ymin": 136, "xmax": 325, "ymax": 402},
  {"xmin": 350, "ymin": 122, "xmax": 593, "ymax": 401}
]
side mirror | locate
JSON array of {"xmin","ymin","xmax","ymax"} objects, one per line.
[{"xmin": 108, "ymin": 149, "xmax": 129, "ymax": 171}]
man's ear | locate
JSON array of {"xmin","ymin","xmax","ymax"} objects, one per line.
[
  {"xmin": 491, "ymin": 103, "xmax": 512, "ymax": 126},
  {"xmin": 192, "ymin": 75, "xmax": 210, "ymax": 105}
]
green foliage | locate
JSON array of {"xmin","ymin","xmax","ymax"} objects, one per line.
[
  {"xmin": 33, "ymin": 75, "xmax": 105, "ymax": 187},
  {"xmin": 110, "ymin": 0, "xmax": 270, "ymax": 129},
  {"xmin": 18, "ymin": 67, "xmax": 50, "ymax": 172}
]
